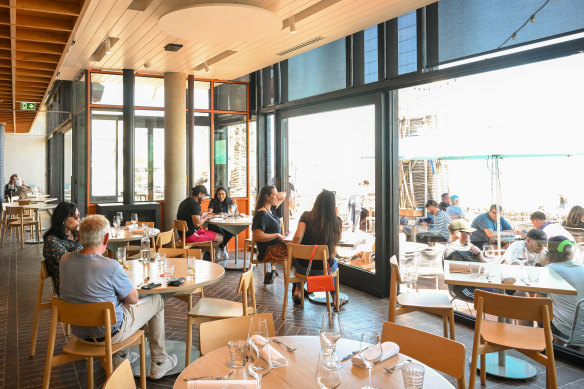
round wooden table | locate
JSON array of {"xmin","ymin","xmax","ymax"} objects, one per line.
[
  {"xmin": 209, "ymin": 215, "xmax": 252, "ymax": 270},
  {"xmin": 174, "ymin": 336, "xmax": 454, "ymax": 388},
  {"xmin": 107, "ymin": 226, "xmax": 160, "ymax": 252},
  {"xmin": 21, "ymin": 203, "xmax": 58, "ymax": 243}
]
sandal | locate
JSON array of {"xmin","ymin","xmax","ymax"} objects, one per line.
[{"xmin": 333, "ymin": 297, "xmax": 348, "ymax": 311}]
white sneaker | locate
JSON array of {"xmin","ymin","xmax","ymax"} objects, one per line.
[
  {"xmin": 223, "ymin": 247, "xmax": 229, "ymax": 260},
  {"xmin": 216, "ymin": 249, "xmax": 223, "ymax": 261},
  {"xmin": 113, "ymin": 350, "xmax": 138, "ymax": 369},
  {"xmin": 149, "ymin": 353, "xmax": 177, "ymax": 379}
]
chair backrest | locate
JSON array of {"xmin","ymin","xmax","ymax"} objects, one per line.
[
  {"xmin": 103, "ymin": 359, "xmax": 136, "ymax": 389},
  {"xmin": 18, "ymin": 199, "xmax": 31, "ymax": 205},
  {"xmin": 381, "ymin": 322, "xmax": 466, "ymax": 388},
  {"xmin": 473, "ymin": 289, "xmax": 554, "ymax": 322},
  {"xmin": 52, "ymin": 298, "xmax": 117, "ymax": 327},
  {"xmin": 155, "ymin": 229, "xmax": 176, "ymax": 250},
  {"xmin": 389, "ymin": 256, "xmax": 402, "ymax": 284},
  {"xmin": 174, "ymin": 220, "xmax": 188, "ymax": 247},
  {"xmin": 5, "ymin": 206, "xmax": 24, "ymax": 217},
  {"xmin": 237, "ymin": 267, "xmax": 256, "ymax": 316},
  {"xmin": 565, "ymin": 227, "xmax": 584, "ymax": 243},
  {"xmin": 199, "ymin": 313, "xmax": 275, "ymax": 356},
  {"xmin": 388, "ymin": 256, "xmax": 401, "ymax": 321},
  {"xmin": 125, "ymin": 221, "xmax": 154, "ymax": 228},
  {"xmin": 158, "ymin": 248, "xmax": 189, "ymax": 258},
  {"xmin": 286, "ymin": 243, "xmax": 330, "ymax": 274}
]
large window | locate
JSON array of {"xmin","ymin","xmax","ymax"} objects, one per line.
[
  {"xmin": 64, "ymin": 130, "xmax": 72, "ymax": 201},
  {"xmin": 90, "ymin": 109, "xmax": 123, "ymax": 202},
  {"xmin": 134, "ymin": 110, "xmax": 164, "ymax": 201},
  {"xmin": 192, "ymin": 113, "xmax": 211, "ymax": 193},
  {"xmin": 213, "ymin": 113, "xmax": 247, "ymax": 197}
]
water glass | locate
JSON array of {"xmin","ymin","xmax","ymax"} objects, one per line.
[
  {"xmin": 401, "ymin": 362, "xmax": 425, "ymax": 389},
  {"xmin": 111, "ymin": 226, "xmax": 119, "ymax": 238},
  {"xmin": 228, "ymin": 339, "xmax": 248, "ymax": 368},
  {"xmin": 116, "ymin": 211, "xmax": 123, "ymax": 222},
  {"xmin": 247, "ymin": 317, "xmax": 271, "ymax": 388},
  {"xmin": 140, "ymin": 249, "xmax": 150, "ymax": 264},
  {"xmin": 359, "ymin": 330, "xmax": 382, "ymax": 389},
  {"xmin": 320, "ymin": 312, "xmax": 341, "ymax": 357},
  {"xmin": 187, "ymin": 256, "xmax": 196, "ymax": 279},
  {"xmin": 141, "ymin": 223, "xmax": 149, "ymax": 234},
  {"xmin": 527, "ymin": 266, "xmax": 540, "ymax": 284},
  {"xmin": 315, "ymin": 351, "xmax": 342, "ymax": 389},
  {"xmin": 469, "ymin": 263, "xmax": 482, "ymax": 278},
  {"xmin": 163, "ymin": 264, "xmax": 174, "ymax": 278},
  {"xmin": 117, "ymin": 247, "xmax": 126, "ymax": 267},
  {"xmin": 131, "ymin": 213, "xmax": 138, "ymax": 228}
]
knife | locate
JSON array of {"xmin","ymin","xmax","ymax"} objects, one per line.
[{"xmin": 341, "ymin": 349, "xmax": 359, "ymax": 361}]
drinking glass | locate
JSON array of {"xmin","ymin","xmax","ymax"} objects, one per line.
[
  {"xmin": 320, "ymin": 312, "xmax": 341, "ymax": 358},
  {"xmin": 112, "ymin": 215, "xmax": 121, "ymax": 229},
  {"xmin": 469, "ymin": 263, "xmax": 482, "ymax": 278},
  {"xmin": 527, "ymin": 266, "xmax": 540, "ymax": 284},
  {"xmin": 116, "ymin": 211, "xmax": 123, "ymax": 223},
  {"xmin": 228, "ymin": 339, "xmax": 248, "ymax": 368},
  {"xmin": 401, "ymin": 362, "xmax": 425, "ymax": 389},
  {"xmin": 247, "ymin": 317, "xmax": 271, "ymax": 388},
  {"xmin": 483, "ymin": 244, "xmax": 498, "ymax": 263},
  {"xmin": 359, "ymin": 330, "xmax": 382, "ymax": 389},
  {"xmin": 315, "ymin": 351, "xmax": 342, "ymax": 389},
  {"xmin": 516, "ymin": 246, "xmax": 529, "ymax": 276},
  {"xmin": 187, "ymin": 256, "xmax": 196, "ymax": 279},
  {"xmin": 163, "ymin": 264, "xmax": 174, "ymax": 278},
  {"xmin": 117, "ymin": 247, "xmax": 126, "ymax": 268},
  {"xmin": 131, "ymin": 213, "xmax": 138, "ymax": 228}
]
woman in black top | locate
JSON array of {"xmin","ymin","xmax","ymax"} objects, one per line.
[
  {"xmin": 207, "ymin": 186, "xmax": 234, "ymax": 259},
  {"xmin": 252, "ymin": 185, "xmax": 286, "ymax": 284},
  {"xmin": 291, "ymin": 190, "xmax": 343, "ymax": 304}
]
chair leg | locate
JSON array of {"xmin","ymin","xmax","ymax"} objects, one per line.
[
  {"xmin": 140, "ymin": 334, "xmax": 147, "ymax": 389},
  {"xmin": 20, "ymin": 224, "xmax": 24, "ymax": 248},
  {"xmin": 87, "ymin": 357, "xmax": 94, "ymax": 389},
  {"xmin": 282, "ymin": 280, "xmax": 289, "ymax": 319},
  {"xmin": 300, "ymin": 281, "xmax": 305, "ymax": 308},
  {"xmin": 480, "ymin": 352, "xmax": 486, "ymax": 384},
  {"xmin": 448, "ymin": 309, "xmax": 456, "ymax": 340},
  {"xmin": 1, "ymin": 224, "xmax": 6, "ymax": 247},
  {"xmin": 442, "ymin": 316, "xmax": 448, "ymax": 338},
  {"xmin": 325, "ymin": 291, "xmax": 331, "ymax": 313},
  {"xmin": 186, "ymin": 316, "xmax": 193, "ymax": 368}
]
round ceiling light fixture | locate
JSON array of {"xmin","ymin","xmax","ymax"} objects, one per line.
[{"xmin": 158, "ymin": 3, "xmax": 281, "ymax": 43}]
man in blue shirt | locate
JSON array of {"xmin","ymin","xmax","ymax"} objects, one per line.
[
  {"xmin": 446, "ymin": 195, "xmax": 466, "ymax": 220},
  {"xmin": 470, "ymin": 204, "xmax": 514, "ymax": 249},
  {"xmin": 60, "ymin": 215, "xmax": 177, "ymax": 379},
  {"xmin": 416, "ymin": 200, "xmax": 451, "ymax": 244}
]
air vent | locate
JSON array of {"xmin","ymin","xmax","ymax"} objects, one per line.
[
  {"xmin": 165, "ymin": 43, "xmax": 183, "ymax": 52},
  {"xmin": 276, "ymin": 37, "xmax": 325, "ymax": 56}
]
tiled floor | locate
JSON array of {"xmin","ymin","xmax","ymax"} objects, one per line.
[{"xmin": 1, "ymin": 233, "xmax": 583, "ymax": 388}]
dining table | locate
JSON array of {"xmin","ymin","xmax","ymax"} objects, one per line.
[
  {"xmin": 444, "ymin": 260, "xmax": 577, "ymax": 380},
  {"xmin": 20, "ymin": 203, "xmax": 58, "ymax": 243},
  {"xmin": 124, "ymin": 257, "xmax": 226, "ymax": 377},
  {"xmin": 14, "ymin": 197, "xmax": 58, "ymax": 203},
  {"xmin": 106, "ymin": 226, "xmax": 160, "ymax": 253},
  {"xmin": 173, "ymin": 335, "xmax": 454, "ymax": 388},
  {"xmin": 208, "ymin": 214, "xmax": 253, "ymax": 270}
]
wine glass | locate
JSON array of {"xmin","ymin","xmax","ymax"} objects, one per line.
[
  {"xmin": 247, "ymin": 317, "xmax": 272, "ymax": 388},
  {"xmin": 130, "ymin": 213, "xmax": 138, "ymax": 228},
  {"xmin": 315, "ymin": 351, "xmax": 342, "ymax": 389},
  {"xmin": 112, "ymin": 215, "xmax": 121, "ymax": 229},
  {"xmin": 320, "ymin": 312, "xmax": 341, "ymax": 359},
  {"xmin": 516, "ymin": 246, "xmax": 529, "ymax": 276},
  {"xmin": 116, "ymin": 211, "xmax": 123, "ymax": 224},
  {"xmin": 359, "ymin": 330, "xmax": 382, "ymax": 389}
]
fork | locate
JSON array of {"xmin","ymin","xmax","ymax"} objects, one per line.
[
  {"xmin": 273, "ymin": 338, "xmax": 296, "ymax": 352},
  {"xmin": 384, "ymin": 359, "xmax": 412, "ymax": 373},
  {"xmin": 183, "ymin": 370, "xmax": 233, "ymax": 381}
]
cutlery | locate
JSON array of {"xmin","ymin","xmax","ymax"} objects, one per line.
[
  {"xmin": 183, "ymin": 371, "xmax": 233, "ymax": 381},
  {"xmin": 273, "ymin": 338, "xmax": 296, "ymax": 352},
  {"xmin": 384, "ymin": 359, "xmax": 412, "ymax": 373},
  {"xmin": 137, "ymin": 276, "xmax": 149, "ymax": 287},
  {"xmin": 341, "ymin": 346, "xmax": 369, "ymax": 362},
  {"xmin": 520, "ymin": 278, "xmax": 530, "ymax": 286}
]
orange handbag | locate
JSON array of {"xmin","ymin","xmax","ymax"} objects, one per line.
[{"xmin": 305, "ymin": 245, "xmax": 335, "ymax": 293}]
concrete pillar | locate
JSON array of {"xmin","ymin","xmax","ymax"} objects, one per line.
[{"xmin": 164, "ymin": 72, "xmax": 187, "ymax": 230}]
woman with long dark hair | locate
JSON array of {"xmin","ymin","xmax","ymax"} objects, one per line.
[
  {"xmin": 291, "ymin": 190, "xmax": 345, "ymax": 305},
  {"xmin": 563, "ymin": 205, "xmax": 584, "ymax": 228},
  {"xmin": 207, "ymin": 186, "xmax": 234, "ymax": 259},
  {"xmin": 252, "ymin": 185, "xmax": 286, "ymax": 284},
  {"xmin": 42, "ymin": 202, "xmax": 82, "ymax": 295}
]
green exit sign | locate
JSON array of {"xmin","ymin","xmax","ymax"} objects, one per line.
[{"xmin": 20, "ymin": 102, "xmax": 36, "ymax": 110}]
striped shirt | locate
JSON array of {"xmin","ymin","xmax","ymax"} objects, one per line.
[{"xmin": 429, "ymin": 210, "xmax": 451, "ymax": 240}]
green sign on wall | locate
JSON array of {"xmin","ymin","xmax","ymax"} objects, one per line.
[{"xmin": 20, "ymin": 102, "xmax": 36, "ymax": 110}]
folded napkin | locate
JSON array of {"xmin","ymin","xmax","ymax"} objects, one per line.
[
  {"xmin": 250, "ymin": 335, "xmax": 288, "ymax": 368},
  {"xmin": 132, "ymin": 228, "xmax": 145, "ymax": 235},
  {"xmin": 351, "ymin": 341, "xmax": 400, "ymax": 368},
  {"xmin": 449, "ymin": 262, "xmax": 470, "ymax": 274},
  {"xmin": 187, "ymin": 380, "xmax": 256, "ymax": 388}
]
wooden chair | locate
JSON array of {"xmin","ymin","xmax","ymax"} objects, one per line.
[
  {"xmin": 185, "ymin": 266, "xmax": 256, "ymax": 366},
  {"xmin": 174, "ymin": 219, "xmax": 215, "ymax": 262},
  {"xmin": 381, "ymin": 321, "xmax": 466, "ymax": 389},
  {"xmin": 31, "ymin": 260, "xmax": 61, "ymax": 357},
  {"xmin": 389, "ymin": 256, "xmax": 456, "ymax": 339},
  {"xmin": 42, "ymin": 298, "xmax": 146, "ymax": 389},
  {"xmin": 198, "ymin": 313, "xmax": 275, "ymax": 356},
  {"xmin": 244, "ymin": 218, "xmax": 285, "ymax": 277},
  {"xmin": 157, "ymin": 248, "xmax": 189, "ymax": 258},
  {"xmin": 469, "ymin": 290, "xmax": 557, "ymax": 389},
  {"xmin": 282, "ymin": 244, "xmax": 339, "ymax": 318},
  {"xmin": 1, "ymin": 206, "xmax": 40, "ymax": 248},
  {"xmin": 155, "ymin": 229, "xmax": 176, "ymax": 250},
  {"xmin": 103, "ymin": 359, "xmax": 136, "ymax": 389}
]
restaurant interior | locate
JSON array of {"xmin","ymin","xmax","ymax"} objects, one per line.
[{"xmin": 1, "ymin": 0, "xmax": 584, "ymax": 388}]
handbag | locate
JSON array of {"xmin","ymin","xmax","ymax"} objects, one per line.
[{"xmin": 305, "ymin": 245, "xmax": 335, "ymax": 293}]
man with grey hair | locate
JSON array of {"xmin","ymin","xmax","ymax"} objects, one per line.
[{"xmin": 60, "ymin": 215, "xmax": 177, "ymax": 379}]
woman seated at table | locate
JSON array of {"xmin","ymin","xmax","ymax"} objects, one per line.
[
  {"xmin": 42, "ymin": 202, "xmax": 82, "ymax": 296},
  {"xmin": 252, "ymin": 185, "xmax": 286, "ymax": 284},
  {"xmin": 291, "ymin": 190, "xmax": 347, "ymax": 306},
  {"xmin": 207, "ymin": 186, "xmax": 235, "ymax": 260},
  {"xmin": 545, "ymin": 235, "xmax": 584, "ymax": 342},
  {"xmin": 563, "ymin": 205, "xmax": 584, "ymax": 228}
]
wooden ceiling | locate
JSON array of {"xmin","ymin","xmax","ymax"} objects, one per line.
[
  {"xmin": 0, "ymin": 0, "xmax": 85, "ymax": 133},
  {"xmin": 1, "ymin": 0, "xmax": 435, "ymax": 133}
]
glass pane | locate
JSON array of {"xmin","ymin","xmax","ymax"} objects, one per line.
[
  {"xmin": 261, "ymin": 66, "xmax": 276, "ymax": 106},
  {"xmin": 64, "ymin": 130, "xmax": 72, "ymax": 202},
  {"xmin": 135, "ymin": 76, "xmax": 164, "ymax": 107},
  {"xmin": 90, "ymin": 73, "xmax": 123, "ymax": 105},
  {"xmin": 135, "ymin": 110, "xmax": 165, "ymax": 201},
  {"xmin": 364, "ymin": 26, "xmax": 379, "ymax": 83},
  {"xmin": 288, "ymin": 38, "xmax": 347, "ymax": 100},
  {"xmin": 249, "ymin": 119, "xmax": 257, "ymax": 198},
  {"xmin": 267, "ymin": 114, "xmax": 275, "ymax": 186},
  {"xmin": 398, "ymin": 11, "xmax": 417, "ymax": 75},
  {"xmin": 90, "ymin": 109, "xmax": 123, "ymax": 202},
  {"xmin": 192, "ymin": 113, "xmax": 211, "ymax": 194},
  {"xmin": 194, "ymin": 81, "xmax": 211, "ymax": 109},
  {"xmin": 438, "ymin": 0, "xmax": 584, "ymax": 64},
  {"xmin": 287, "ymin": 105, "xmax": 376, "ymax": 272},
  {"xmin": 213, "ymin": 82, "xmax": 247, "ymax": 111},
  {"xmin": 213, "ymin": 113, "xmax": 247, "ymax": 197}
]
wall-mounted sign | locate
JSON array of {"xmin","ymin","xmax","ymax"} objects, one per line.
[{"xmin": 20, "ymin": 102, "xmax": 36, "ymax": 110}]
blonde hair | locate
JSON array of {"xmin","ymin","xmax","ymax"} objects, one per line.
[{"xmin": 79, "ymin": 215, "xmax": 110, "ymax": 247}]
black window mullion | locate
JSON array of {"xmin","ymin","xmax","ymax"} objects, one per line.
[{"xmin": 352, "ymin": 31, "xmax": 365, "ymax": 86}]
